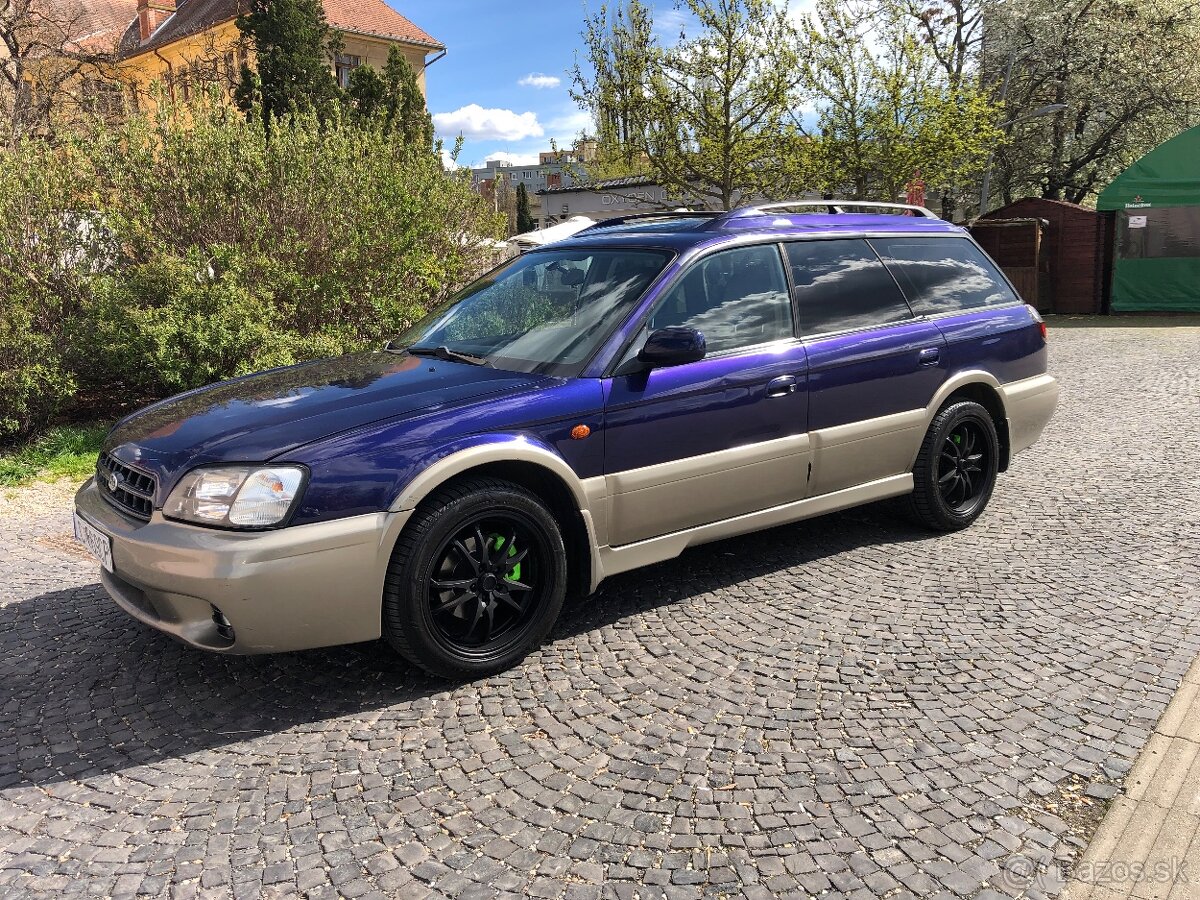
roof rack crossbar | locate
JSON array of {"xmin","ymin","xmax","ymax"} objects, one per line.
[
  {"xmin": 582, "ymin": 210, "xmax": 719, "ymax": 231},
  {"xmin": 708, "ymin": 200, "xmax": 939, "ymax": 227}
]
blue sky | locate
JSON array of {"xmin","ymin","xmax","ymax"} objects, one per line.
[{"xmin": 398, "ymin": 2, "xmax": 687, "ymax": 170}]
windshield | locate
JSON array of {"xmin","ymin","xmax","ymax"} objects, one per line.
[{"xmin": 393, "ymin": 248, "xmax": 673, "ymax": 376}]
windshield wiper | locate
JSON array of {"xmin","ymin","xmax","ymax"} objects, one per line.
[{"xmin": 399, "ymin": 344, "xmax": 492, "ymax": 367}]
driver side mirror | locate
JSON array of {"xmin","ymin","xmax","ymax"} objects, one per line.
[{"xmin": 637, "ymin": 327, "xmax": 707, "ymax": 368}]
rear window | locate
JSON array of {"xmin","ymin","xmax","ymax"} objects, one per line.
[
  {"xmin": 784, "ymin": 239, "xmax": 913, "ymax": 336},
  {"xmin": 871, "ymin": 237, "xmax": 1018, "ymax": 315}
]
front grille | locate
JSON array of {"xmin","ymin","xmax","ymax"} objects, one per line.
[{"xmin": 97, "ymin": 452, "xmax": 156, "ymax": 521}]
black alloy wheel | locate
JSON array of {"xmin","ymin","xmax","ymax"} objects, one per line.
[
  {"xmin": 383, "ymin": 476, "xmax": 568, "ymax": 679},
  {"xmin": 937, "ymin": 419, "xmax": 991, "ymax": 515},
  {"xmin": 907, "ymin": 399, "xmax": 999, "ymax": 531},
  {"xmin": 426, "ymin": 515, "xmax": 544, "ymax": 652}
]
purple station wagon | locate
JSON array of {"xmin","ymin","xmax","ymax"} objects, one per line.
[{"xmin": 74, "ymin": 202, "xmax": 1059, "ymax": 678}]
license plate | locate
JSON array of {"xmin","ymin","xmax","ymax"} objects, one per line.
[{"xmin": 73, "ymin": 512, "xmax": 113, "ymax": 573}]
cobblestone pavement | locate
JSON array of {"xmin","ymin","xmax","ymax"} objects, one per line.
[{"xmin": 2, "ymin": 320, "xmax": 1199, "ymax": 900}]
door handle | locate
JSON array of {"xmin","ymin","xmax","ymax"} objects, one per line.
[
  {"xmin": 766, "ymin": 375, "xmax": 799, "ymax": 398},
  {"xmin": 918, "ymin": 347, "xmax": 940, "ymax": 367}
]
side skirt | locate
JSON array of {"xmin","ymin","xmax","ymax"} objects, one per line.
[{"xmin": 593, "ymin": 473, "xmax": 913, "ymax": 586}]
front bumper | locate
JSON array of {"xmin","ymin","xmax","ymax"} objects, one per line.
[{"xmin": 75, "ymin": 478, "xmax": 409, "ymax": 654}]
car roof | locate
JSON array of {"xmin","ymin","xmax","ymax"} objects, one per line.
[{"xmin": 544, "ymin": 206, "xmax": 966, "ymax": 255}]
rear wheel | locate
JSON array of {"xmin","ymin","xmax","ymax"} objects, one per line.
[
  {"xmin": 382, "ymin": 477, "xmax": 567, "ymax": 680},
  {"xmin": 906, "ymin": 400, "xmax": 999, "ymax": 531}
]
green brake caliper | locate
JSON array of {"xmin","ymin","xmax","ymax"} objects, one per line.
[{"xmin": 490, "ymin": 535, "xmax": 521, "ymax": 581}]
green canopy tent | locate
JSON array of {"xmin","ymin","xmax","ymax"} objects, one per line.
[{"xmin": 1097, "ymin": 126, "xmax": 1200, "ymax": 312}]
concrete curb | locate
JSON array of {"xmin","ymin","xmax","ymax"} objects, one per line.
[{"xmin": 1063, "ymin": 653, "xmax": 1200, "ymax": 900}]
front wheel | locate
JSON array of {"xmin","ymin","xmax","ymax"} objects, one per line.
[
  {"xmin": 383, "ymin": 477, "xmax": 568, "ymax": 679},
  {"xmin": 906, "ymin": 400, "xmax": 999, "ymax": 531}
]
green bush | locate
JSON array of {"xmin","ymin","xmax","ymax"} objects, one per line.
[
  {"xmin": 84, "ymin": 250, "xmax": 294, "ymax": 396},
  {"xmin": 0, "ymin": 302, "xmax": 76, "ymax": 440},
  {"xmin": 0, "ymin": 101, "xmax": 504, "ymax": 442},
  {"xmin": 0, "ymin": 136, "xmax": 98, "ymax": 440}
]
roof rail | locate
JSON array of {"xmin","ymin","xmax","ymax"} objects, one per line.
[
  {"xmin": 711, "ymin": 200, "xmax": 940, "ymax": 227},
  {"xmin": 581, "ymin": 210, "xmax": 720, "ymax": 231}
]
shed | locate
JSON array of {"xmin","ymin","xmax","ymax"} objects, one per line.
[
  {"xmin": 974, "ymin": 198, "xmax": 1109, "ymax": 314},
  {"xmin": 1097, "ymin": 125, "xmax": 1200, "ymax": 312}
]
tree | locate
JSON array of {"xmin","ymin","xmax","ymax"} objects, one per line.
[
  {"xmin": 234, "ymin": 0, "xmax": 341, "ymax": 121},
  {"xmin": 983, "ymin": 0, "xmax": 1200, "ymax": 204},
  {"xmin": 571, "ymin": 0, "xmax": 656, "ymax": 178},
  {"xmin": 515, "ymin": 182, "xmax": 535, "ymax": 233},
  {"xmin": 492, "ymin": 174, "xmax": 517, "ymax": 236},
  {"xmin": 572, "ymin": 0, "xmax": 807, "ymax": 209},
  {"xmin": 798, "ymin": 0, "xmax": 1002, "ymax": 206},
  {"xmin": 346, "ymin": 65, "xmax": 387, "ymax": 119},
  {"xmin": 895, "ymin": 0, "xmax": 983, "ymax": 87},
  {"xmin": 382, "ymin": 47, "xmax": 433, "ymax": 149},
  {"xmin": 1, "ymin": 0, "xmax": 115, "ymax": 144},
  {"xmin": 346, "ymin": 47, "xmax": 433, "ymax": 149}
]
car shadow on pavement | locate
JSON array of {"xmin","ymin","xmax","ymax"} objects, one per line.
[{"xmin": 0, "ymin": 502, "xmax": 941, "ymax": 792}]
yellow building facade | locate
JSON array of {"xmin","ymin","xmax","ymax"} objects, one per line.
[{"xmin": 39, "ymin": 0, "xmax": 443, "ymax": 119}]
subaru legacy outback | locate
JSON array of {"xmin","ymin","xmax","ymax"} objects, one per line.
[{"xmin": 74, "ymin": 202, "xmax": 1059, "ymax": 678}]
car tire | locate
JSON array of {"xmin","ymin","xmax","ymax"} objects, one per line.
[
  {"xmin": 906, "ymin": 400, "xmax": 999, "ymax": 532},
  {"xmin": 382, "ymin": 476, "xmax": 568, "ymax": 680}
]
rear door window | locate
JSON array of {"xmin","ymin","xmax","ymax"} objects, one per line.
[
  {"xmin": 870, "ymin": 237, "xmax": 1019, "ymax": 315},
  {"xmin": 784, "ymin": 239, "xmax": 913, "ymax": 336}
]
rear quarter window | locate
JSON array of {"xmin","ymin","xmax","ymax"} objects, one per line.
[
  {"xmin": 870, "ymin": 237, "xmax": 1019, "ymax": 315},
  {"xmin": 785, "ymin": 238, "xmax": 913, "ymax": 336}
]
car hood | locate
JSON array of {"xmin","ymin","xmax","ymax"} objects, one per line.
[{"xmin": 106, "ymin": 352, "xmax": 549, "ymax": 487}]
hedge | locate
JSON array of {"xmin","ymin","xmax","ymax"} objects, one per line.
[{"xmin": 0, "ymin": 102, "xmax": 504, "ymax": 440}]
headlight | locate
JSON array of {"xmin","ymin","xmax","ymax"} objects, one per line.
[{"xmin": 164, "ymin": 466, "xmax": 306, "ymax": 528}]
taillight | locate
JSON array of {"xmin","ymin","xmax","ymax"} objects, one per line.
[{"xmin": 1029, "ymin": 307, "xmax": 1047, "ymax": 341}]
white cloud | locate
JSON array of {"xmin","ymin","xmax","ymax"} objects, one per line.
[
  {"xmin": 519, "ymin": 73, "xmax": 561, "ymax": 89},
  {"xmin": 786, "ymin": 0, "xmax": 816, "ymax": 24},
  {"xmin": 474, "ymin": 151, "xmax": 542, "ymax": 168},
  {"xmin": 432, "ymin": 104, "xmax": 544, "ymax": 141},
  {"xmin": 546, "ymin": 109, "xmax": 594, "ymax": 143}
]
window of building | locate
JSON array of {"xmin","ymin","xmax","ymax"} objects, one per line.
[
  {"xmin": 80, "ymin": 77, "xmax": 125, "ymax": 119},
  {"xmin": 870, "ymin": 236, "xmax": 1018, "ymax": 315},
  {"xmin": 335, "ymin": 54, "xmax": 363, "ymax": 89},
  {"xmin": 785, "ymin": 239, "xmax": 913, "ymax": 336},
  {"xmin": 643, "ymin": 244, "xmax": 793, "ymax": 354}
]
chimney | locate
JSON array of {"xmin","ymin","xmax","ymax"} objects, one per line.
[{"xmin": 138, "ymin": 0, "xmax": 177, "ymax": 43}]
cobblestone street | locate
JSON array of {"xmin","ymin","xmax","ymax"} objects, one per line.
[{"xmin": 2, "ymin": 319, "xmax": 1198, "ymax": 900}]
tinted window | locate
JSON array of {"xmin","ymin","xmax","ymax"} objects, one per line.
[
  {"xmin": 643, "ymin": 244, "xmax": 793, "ymax": 354},
  {"xmin": 785, "ymin": 239, "xmax": 912, "ymax": 335},
  {"xmin": 871, "ymin": 237, "xmax": 1018, "ymax": 315}
]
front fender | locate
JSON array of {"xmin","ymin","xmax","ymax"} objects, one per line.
[
  {"xmin": 388, "ymin": 434, "xmax": 608, "ymax": 593},
  {"xmin": 389, "ymin": 434, "xmax": 604, "ymax": 514}
]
